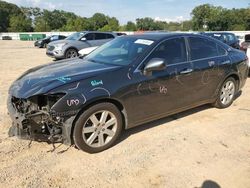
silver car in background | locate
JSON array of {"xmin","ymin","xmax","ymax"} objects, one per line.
[{"xmin": 46, "ymin": 31, "xmax": 117, "ymax": 59}]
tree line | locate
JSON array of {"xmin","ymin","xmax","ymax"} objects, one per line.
[{"xmin": 0, "ymin": 0, "xmax": 249, "ymax": 32}]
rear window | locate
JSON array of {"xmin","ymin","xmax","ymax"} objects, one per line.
[
  {"xmin": 189, "ymin": 37, "xmax": 221, "ymax": 61},
  {"xmin": 95, "ymin": 33, "xmax": 107, "ymax": 40},
  {"xmin": 106, "ymin": 34, "xmax": 115, "ymax": 39},
  {"xmin": 85, "ymin": 33, "xmax": 95, "ymax": 40}
]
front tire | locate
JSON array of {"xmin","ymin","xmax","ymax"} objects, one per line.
[
  {"xmin": 65, "ymin": 48, "xmax": 78, "ymax": 59},
  {"xmin": 213, "ymin": 77, "xmax": 237, "ymax": 109},
  {"xmin": 73, "ymin": 103, "xmax": 123, "ymax": 153}
]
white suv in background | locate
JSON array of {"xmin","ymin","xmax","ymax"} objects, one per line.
[{"xmin": 46, "ymin": 31, "xmax": 117, "ymax": 60}]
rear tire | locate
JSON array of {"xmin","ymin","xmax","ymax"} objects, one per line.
[
  {"xmin": 73, "ymin": 103, "xmax": 123, "ymax": 153},
  {"xmin": 213, "ymin": 77, "xmax": 237, "ymax": 109}
]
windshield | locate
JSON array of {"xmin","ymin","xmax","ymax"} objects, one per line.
[
  {"xmin": 85, "ymin": 37, "xmax": 155, "ymax": 66},
  {"xmin": 66, "ymin": 32, "xmax": 85, "ymax": 40}
]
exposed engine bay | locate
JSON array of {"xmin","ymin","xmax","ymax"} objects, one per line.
[{"xmin": 8, "ymin": 94, "xmax": 69, "ymax": 145}]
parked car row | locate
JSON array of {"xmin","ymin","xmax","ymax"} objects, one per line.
[
  {"xmin": 46, "ymin": 31, "xmax": 119, "ymax": 59},
  {"xmin": 34, "ymin": 32, "xmax": 127, "ymax": 60},
  {"xmin": 9, "ymin": 32, "xmax": 249, "ymax": 153},
  {"xmin": 200, "ymin": 32, "xmax": 240, "ymax": 49},
  {"xmin": 34, "ymin": 35, "xmax": 67, "ymax": 48}
]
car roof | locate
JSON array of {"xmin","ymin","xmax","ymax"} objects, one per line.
[
  {"xmin": 123, "ymin": 33, "xmax": 203, "ymax": 41},
  {"xmin": 81, "ymin": 31, "xmax": 116, "ymax": 34},
  {"xmin": 204, "ymin": 32, "xmax": 236, "ymax": 35}
]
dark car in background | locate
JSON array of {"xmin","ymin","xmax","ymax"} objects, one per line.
[
  {"xmin": 115, "ymin": 32, "xmax": 127, "ymax": 36},
  {"xmin": 202, "ymin": 32, "xmax": 240, "ymax": 49},
  {"xmin": 8, "ymin": 33, "xmax": 249, "ymax": 153},
  {"xmin": 46, "ymin": 31, "xmax": 118, "ymax": 59},
  {"xmin": 34, "ymin": 35, "xmax": 66, "ymax": 48},
  {"xmin": 2, "ymin": 36, "xmax": 12, "ymax": 40}
]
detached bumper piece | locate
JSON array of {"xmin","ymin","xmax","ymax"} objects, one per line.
[{"xmin": 7, "ymin": 96, "xmax": 64, "ymax": 144}]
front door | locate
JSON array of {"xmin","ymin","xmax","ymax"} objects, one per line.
[{"xmin": 123, "ymin": 37, "xmax": 199, "ymax": 126}]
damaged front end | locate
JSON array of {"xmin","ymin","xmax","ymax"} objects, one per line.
[{"xmin": 7, "ymin": 93, "xmax": 73, "ymax": 145}]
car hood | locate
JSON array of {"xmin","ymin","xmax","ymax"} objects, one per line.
[
  {"xmin": 49, "ymin": 39, "xmax": 71, "ymax": 45},
  {"xmin": 9, "ymin": 58, "xmax": 121, "ymax": 99}
]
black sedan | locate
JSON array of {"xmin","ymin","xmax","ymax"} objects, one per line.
[
  {"xmin": 201, "ymin": 32, "xmax": 240, "ymax": 49},
  {"xmin": 8, "ymin": 33, "xmax": 249, "ymax": 153},
  {"xmin": 34, "ymin": 35, "xmax": 66, "ymax": 48}
]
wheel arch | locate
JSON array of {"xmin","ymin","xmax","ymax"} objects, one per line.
[
  {"xmin": 224, "ymin": 73, "xmax": 240, "ymax": 91},
  {"xmin": 64, "ymin": 47, "xmax": 79, "ymax": 57},
  {"xmin": 70, "ymin": 98, "xmax": 128, "ymax": 143},
  {"xmin": 214, "ymin": 72, "xmax": 240, "ymax": 99}
]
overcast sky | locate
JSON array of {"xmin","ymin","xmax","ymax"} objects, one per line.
[{"xmin": 4, "ymin": 0, "xmax": 250, "ymax": 24}]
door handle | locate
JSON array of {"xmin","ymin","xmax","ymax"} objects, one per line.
[
  {"xmin": 208, "ymin": 61, "xmax": 215, "ymax": 67},
  {"xmin": 180, "ymin": 68, "xmax": 193, "ymax": 74}
]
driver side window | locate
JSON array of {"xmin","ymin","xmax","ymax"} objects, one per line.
[
  {"xmin": 85, "ymin": 33, "xmax": 95, "ymax": 40},
  {"xmin": 147, "ymin": 37, "xmax": 187, "ymax": 65}
]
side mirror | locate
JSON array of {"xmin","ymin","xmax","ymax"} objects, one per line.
[
  {"xmin": 81, "ymin": 37, "xmax": 87, "ymax": 41},
  {"xmin": 143, "ymin": 58, "xmax": 166, "ymax": 76}
]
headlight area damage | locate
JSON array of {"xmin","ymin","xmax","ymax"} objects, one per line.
[{"xmin": 7, "ymin": 93, "xmax": 74, "ymax": 145}]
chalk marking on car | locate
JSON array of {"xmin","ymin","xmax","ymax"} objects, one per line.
[
  {"xmin": 68, "ymin": 82, "xmax": 80, "ymax": 91},
  {"xmin": 201, "ymin": 71, "xmax": 210, "ymax": 85},
  {"xmin": 27, "ymin": 77, "xmax": 31, "ymax": 85},
  {"xmin": 57, "ymin": 76, "xmax": 71, "ymax": 83},
  {"xmin": 159, "ymin": 86, "xmax": 168, "ymax": 94},
  {"xmin": 137, "ymin": 83, "xmax": 142, "ymax": 95},
  {"xmin": 81, "ymin": 94, "xmax": 87, "ymax": 104},
  {"xmin": 67, "ymin": 99, "xmax": 80, "ymax": 107},
  {"xmin": 91, "ymin": 80, "xmax": 103, "ymax": 87},
  {"xmin": 127, "ymin": 68, "xmax": 132, "ymax": 80},
  {"xmin": 90, "ymin": 87, "xmax": 111, "ymax": 97}
]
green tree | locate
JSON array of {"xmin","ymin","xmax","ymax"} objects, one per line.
[
  {"xmin": 125, "ymin": 21, "xmax": 137, "ymax": 31},
  {"xmin": 191, "ymin": 4, "xmax": 249, "ymax": 31},
  {"xmin": 8, "ymin": 14, "xmax": 32, "ymax": 32},
  {"xmin": 181, "ymin": 20, "xmax": 193, "ymax": 31},
  {"xmin": 191, "ymin": 4, "xmax": 215, "ymax": 31},
  {"xmin": 0, "ymin": 0, "xmax": 23, "ymax": 32},
  {"xmin": 136, "ymin": 17, "xmax": 155, "ymax": 30},
  {"xmin": 90, "ymin": 13, "xmax": 108, "ymax": 30},
  {"xmin": 107, "ymin": 17, "xmax": 119, "ymax": 31}
]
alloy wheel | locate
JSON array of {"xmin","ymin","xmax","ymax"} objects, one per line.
[
  {"xmin": 66, "ymin": 49, "xmax": 78, "ymax": 58},
  {"xmin": 220, "ymin": 80, "xmax": 235, "ymax": 105},
  {"xmin": 82, "ymin": 110, "xmax": 118, "ymax": 148}
]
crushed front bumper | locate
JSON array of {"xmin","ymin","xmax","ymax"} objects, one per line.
[{"xmin": 7, "ymin": 95, "xmax": 74, "ymax": 145}]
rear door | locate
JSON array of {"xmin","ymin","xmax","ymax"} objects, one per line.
[
  {"xmin": 188, "ymin": 36, "xmax": 230, "ymax": 102},
  {"xmin": 84, "ymin": 33, "xmax": 96, "ymax": 47},
  {"xmin": 94, "ymin": 33, "xmax": 114, "ymax": 46}
]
